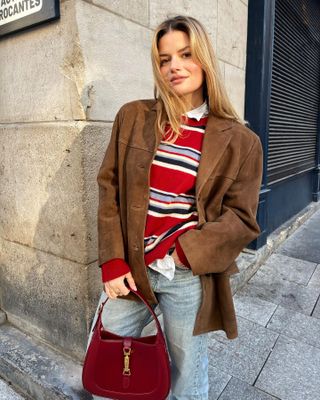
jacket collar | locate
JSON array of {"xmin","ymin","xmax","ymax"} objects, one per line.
[
  {"xmin": 150, "ymin": 98, "xmax": 233, "ymax": 132},
  {"xmin": 150, "ymin": 99, "xmax": 234, "ymax": 196}
]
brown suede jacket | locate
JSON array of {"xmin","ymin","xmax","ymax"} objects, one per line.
[{"xmin": 97, "ymin": 98, "xmax": 263, "ymax": 339}]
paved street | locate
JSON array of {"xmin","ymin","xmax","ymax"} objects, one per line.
[{"xmin": 208, "ymin": 209, "xmax": 320, "ymax": 400}]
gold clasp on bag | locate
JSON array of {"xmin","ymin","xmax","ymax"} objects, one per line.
[{"xmin": 123, "ymin": 347, "xmax": 132, "ymax": 376}]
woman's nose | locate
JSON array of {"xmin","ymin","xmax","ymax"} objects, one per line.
[{"xmin": 170, "ymin": 56, "xmax": 182, "ymax": 71}]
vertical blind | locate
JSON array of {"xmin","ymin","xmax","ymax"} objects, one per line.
[{"xmin": 267, "ymin": 0, "xmax": 320, "ymax": 184}]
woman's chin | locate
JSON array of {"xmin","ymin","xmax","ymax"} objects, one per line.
[{"xmin": 171, "ymin": 89, "xmax": 188, "ymax": 97}]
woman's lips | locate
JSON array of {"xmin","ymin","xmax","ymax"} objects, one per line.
[{"xmin": 171, "ymin": 77, "xmax": 187, "ymax": 85}]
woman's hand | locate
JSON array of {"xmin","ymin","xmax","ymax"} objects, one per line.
[{"xmin": 104, "ymin": 272, "xmax": 137, "ymax": 299}]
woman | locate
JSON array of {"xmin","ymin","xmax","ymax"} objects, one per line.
[{"xmin": 87, "ymin": 15, "xmax": 263, "ymax": 400}]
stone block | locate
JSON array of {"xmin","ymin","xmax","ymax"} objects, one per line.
[
  {"xmin": 233, "ymin": 292, "xmax": 277, "ymax": 326},
  {"xmin": 262, "ymin": 253, "xmax": 317, "ymax": 286},
  {"xmin": 267, "ymin": 305, "xmax": 320, "ymax": 349},
  {"xmin": 224, "ymin": 63, "xmax": 245, "ymax": 118},
  {"xmin": 149, "ymin": 0, "xmax": 218, "ymax": 48},
  {"xmin": 238, "ymin": 266, "xmax": 319, "ymax": 315},
  {"xmin": 91, "ymin": 0, "xmax": 149, "ymax": 26},
  {"xmin": 76, "ymin": 0, "xmax": 154, "ymax": 121},
  {"xmin": 0, "ymin": 121, "xmax": 113, "ymax": 265},
  {"xmin": 0, "ymin": 323, "xmax": 90, "ymax": 400},
  {"xmin": 0, "ymin": 239, "xmax": 90, "ymax": 361},
  {"xmin": 208, "ymin": 316, "xmax": 278, "ymax": 384},
  {"xmin": 276, "ymin": 209, "xmax": 320, "ymax": 264},
  {"xmin": 217, "ymin": 0, "xmax": 248, "ymax": 68},
  {"xmin": 312, "ymin": 299, "xmax": 320, "ymax": 319},
  {"xmin": 309, "ymin": 266, "xmax": 320, "ymax": 318},
  {"xmin": 219, "ymin": 377, "xmax": 278, "ymax": 400},
  {"xmin": 0, "ymin": 0, "xmax": 85, "ymax": 123},
  {"xmin": 255, "ymin": 335, "xmax": 320, "ymax": 400},
  {"xmin": 0, "ymin": 124, "xmax": 89, "ymax": 264},
  {"xmin": 208, "ymin": 363, "xmax": 231, "ymax": 400},
  {"xmin": 218, "ymin": 59, "xmax": 226, "ymax": 80},
  {"xmin": 308, "ymin": 264, "xmax": 320, "ymax": 288}
]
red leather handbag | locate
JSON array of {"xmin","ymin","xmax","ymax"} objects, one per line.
[{"xmin": 82, "ymin": 287, "xmax": 171, "ymax": 400}]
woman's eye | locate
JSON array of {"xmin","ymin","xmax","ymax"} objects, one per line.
[{"xmin": 160, "ymin": 52, "xmax": 191, "ymax": 66}]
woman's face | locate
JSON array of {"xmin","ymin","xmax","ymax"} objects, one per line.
[{"xmin": 158, "ymin": 30, "xmax": 204, "ymax": 108}]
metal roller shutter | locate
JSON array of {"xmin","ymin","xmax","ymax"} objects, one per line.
[{"xmin": 267, "ymin": 0, "xmax": 320, "ymax": 184}]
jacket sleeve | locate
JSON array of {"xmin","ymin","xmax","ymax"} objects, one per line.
[
  {"xmin": 178, "ymin": 134, "xmax": 263, "ymax": 275},
  {"xmin": 97, "ymin": 106, "xmax": 131, "ymax": 274}
]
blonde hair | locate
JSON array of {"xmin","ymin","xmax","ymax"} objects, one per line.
[{"xmin": 151, "ymin": 15, "xmax": 246, "ymax": 142}]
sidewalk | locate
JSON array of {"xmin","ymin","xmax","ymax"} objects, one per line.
[
  {"xmin": 0, "ymin": 378, "xmax": 25, "ymax": 400},
  {"xmin": 208, "ymin": 208, "xmax": 320, "ymax": 400}
]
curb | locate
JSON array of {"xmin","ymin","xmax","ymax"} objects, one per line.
[{"xmin": 0, "ymin": 320, "xmax": 92, "ymax": 400}]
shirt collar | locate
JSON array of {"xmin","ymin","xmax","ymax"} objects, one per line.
[{"xmin": 185, "ymin": 101, "xmax": 209, "ymax": 121}]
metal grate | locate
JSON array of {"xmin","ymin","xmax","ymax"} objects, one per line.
[{"xmin": 267, "ymin": 0, "xmax": 320, "ymax": 184}]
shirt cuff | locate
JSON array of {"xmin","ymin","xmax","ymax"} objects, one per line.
[
  {"xmin": 100, "ymin": 258, "xmax": 131, "ymax": 282},
  {"xmin": 175, "ymin": 238, "xmax": 191, "ymax": 268}
]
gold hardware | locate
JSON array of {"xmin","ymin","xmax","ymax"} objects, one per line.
[{"xmin": 123, "ymin": 347, "xmax": 132, "ymax": 375}]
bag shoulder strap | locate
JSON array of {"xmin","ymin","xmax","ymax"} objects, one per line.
[{"xmin": 92, "ymin": 287, "xmax": 164, "ymax": 338}]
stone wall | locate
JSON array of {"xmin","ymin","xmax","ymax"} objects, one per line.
[{"xmin": 0, "ymin": 0, "xmax": 249, "ymax": 361}]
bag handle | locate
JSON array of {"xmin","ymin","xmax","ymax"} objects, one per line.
[{"xmin": 92, "ymin": 284, "xmax": 164, "ymax": 340}]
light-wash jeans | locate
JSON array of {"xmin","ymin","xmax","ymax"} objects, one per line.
[{"xmin": 86, "ymin": 265, "xmax": 209, "ymax": 400}]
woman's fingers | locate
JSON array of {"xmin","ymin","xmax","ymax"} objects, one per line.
[
  {"xmin": 113, "ymin": 281, "xmax": 130, "ymax": 296},
  {"xmin": 125, "ymin": 272, "xmax": 137, "ymax": 291},
  {"xmin": 103, "ymin": 273, "xmax": 136, "ymax": 298},
  {"xmin": 104, "ymin": 282, "xmax": 119, "ymax": 298},
  {"xmin": 104, "ymin": 284, "xmax": 117, "ymax": 299}
]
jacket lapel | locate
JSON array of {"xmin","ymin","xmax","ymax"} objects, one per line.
[{"xmin": 196, "ymin": 112, "xmax": 234, "ymax": 196}]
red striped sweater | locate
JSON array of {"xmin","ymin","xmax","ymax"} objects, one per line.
[{"xmin": 101, "ymin": 114, "xmax": 208, "ymax": 282}]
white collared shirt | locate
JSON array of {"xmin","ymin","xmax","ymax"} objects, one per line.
[
  {"xmin": 148, "ymin": 100, "xmax": 209, "ymax": 280},
  {"xmin": 185, "ymin": 100, "xmax": 209, "ymax": 121}
]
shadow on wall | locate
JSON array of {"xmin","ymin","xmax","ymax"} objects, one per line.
[{"xmin": 0, "ymin": 121, "xmax": 112, "ymax": 362}]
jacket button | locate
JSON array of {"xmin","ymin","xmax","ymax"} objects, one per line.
[
  {"xmin": 137, "ymin": 163, "xmax": 145, "ymax": 169},
  {"xmin": 131, "ymin": 204, "xmax": 142, "ymax": 209},
  {"xmin": 133, "ymin": 245, "xmax": 139, "ymax": 251}
]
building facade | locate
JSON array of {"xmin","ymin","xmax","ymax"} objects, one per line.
[
  {"xmin": 0, "ymin": 0, "xmax": 319, "ymax": 363},
  {"xmin": 246, "ymin": 0, "xmax": 320, "ymax": 248},
  {"xmin": 0, "ymin": 0, "xmax": 249, "ymax": 361}
]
